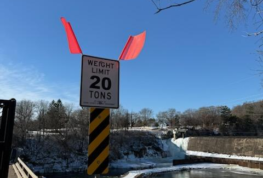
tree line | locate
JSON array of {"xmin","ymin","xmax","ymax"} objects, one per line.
[
  {"xmin": 112, "ymin": 101, "xmax": 263, "ymax": 136},
  {"xmin": 13, "ymin": 98, "xmax": 263, "ymax": 148}
]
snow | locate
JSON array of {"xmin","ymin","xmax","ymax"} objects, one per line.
[
  {"xmin": 110, "ymin": 138, "xmax": 188, "ymax": 170},
  {"xmin": 186, "ymin": 151, "xmax": 263, "ymax": 162},
  {"xmin": 171, "ymin": 137, "xmax": 189, "ymax": 151},
  {"xmin": 171, "ymin": 137, "xmax": 263, "ymax": 162},
  {"xmin": 161, "ymin": 139, "xmax": 185, "ymax": 159},
  {"xmin": 123, "ymin": 163, "xmax": 263, "ymax": 178},
  {"xmin": 23, "ymin": 134, "xmax": 263, "ymax": 177},
  {"xmin": 112, "ymin": 127, "xmax": 160, "ymax": 131}
]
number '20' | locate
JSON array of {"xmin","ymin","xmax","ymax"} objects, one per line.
[{"xmin": 90, "ymin": 76, "xmax": 111, "ymax": 90}]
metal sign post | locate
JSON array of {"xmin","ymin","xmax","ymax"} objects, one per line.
[
  {"xmin": 87, "ymin": 108, "xmax": 110, "ymax": 175},
  {"xmin": 80, "ymin": 55, "xmax": 119, "ymax": 176}
]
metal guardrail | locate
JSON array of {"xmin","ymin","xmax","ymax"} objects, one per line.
[
  {"xmin": 12, "ymin": 158, "xmax": 38, "ymax": 178},
  {"xmin": 0, "ymin": 99, "xmax": 16, "ymax": 178}
]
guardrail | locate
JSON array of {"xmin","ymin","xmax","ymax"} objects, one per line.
[{"xmin": 12, "ymin": 157, "xmax": 37, "ymax": 178}]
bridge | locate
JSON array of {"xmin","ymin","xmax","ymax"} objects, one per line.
[
  {"xmin": 8, "ymin": 158, "xmax": 38, "ymax": 178},
  {"xmin": 0, "ymin": 99, "xmax": 38, "ymax": 178}
]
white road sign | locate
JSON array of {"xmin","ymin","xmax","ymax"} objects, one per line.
[{"xmin": 80, "ymin": 55, "xmax": 119, "ymax": 108}]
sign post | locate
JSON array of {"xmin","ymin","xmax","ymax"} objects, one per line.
[
  {"xmin": 80, "ymin": 55, "xmax": 119, "ymax": 176},
  {"xmin": 87, "ymin": 108, "xmax": 110, "ymax": 175}
]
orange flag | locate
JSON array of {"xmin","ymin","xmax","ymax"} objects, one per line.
[
  {"xmin": 61, "ymin": 17, "xmax": 82, "ymax": 54},
  {"xmin": 119, "ymin": 31, "xmax": 146, "ymax": 60}
]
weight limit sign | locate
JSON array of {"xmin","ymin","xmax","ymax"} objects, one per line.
[{"xmin": 80, "ymin": 55, "xmax": 119, "ymax": 109}]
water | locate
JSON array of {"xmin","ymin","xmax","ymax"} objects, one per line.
[{"xmin": 146, "ymin": 169, "xmax": 263, "ymax": 178}]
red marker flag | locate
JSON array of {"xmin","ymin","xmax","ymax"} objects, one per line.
[
  {"xmin": 61, "ymin": 17, "xmax": 82, "ymax": 54},
  {"xmin": 119, "ymin": 31, "xmax": 146, "ymax": 60}
]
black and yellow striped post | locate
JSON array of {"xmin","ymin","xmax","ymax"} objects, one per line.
[{"xmin": 88, "ymin": 108, "xmax": 110, "ymax": 175}]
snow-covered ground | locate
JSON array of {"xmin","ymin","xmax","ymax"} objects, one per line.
[
  {"xmin": 187, "ymin": 151, "xmax": 263, "ymax": 162},
  {"xmin": 123, "ymin": 163, "xmax": 263, "ymax": 178},
  {"xmin": 24, "ymin": 130, "xmax": 168, "ymax": 174},
  {"xmin": 171, "ymin": 137, "xmax": 263, "ymax": 162},
  {"xmin": 172, "ymin": 137, "xmax": 263, "ymax": 162}
]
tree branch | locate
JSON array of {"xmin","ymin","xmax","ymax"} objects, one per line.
[
  {"xmin": 247, "ymin": 30, "xmax": 263, "ymax": 36},
  {"xmin": 151, "ymin": 0, "xmax": 159, "ymax": 9},
  {"xmin": 153, "ymin": 0, "xmax": 196, "ymax": 14}
]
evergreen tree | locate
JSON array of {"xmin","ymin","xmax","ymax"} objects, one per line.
[
  {"xmin": 220, "ymin": 106, "xmax": 231, "ymax": 124},
  {"xmin": 46, "ymin": 99, "xmax": 66, "ymax": 130}
]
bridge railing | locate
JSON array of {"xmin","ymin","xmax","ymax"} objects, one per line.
[{"xmin": 12, "ymin": 157, "xmax": 38, "ymax": 178}]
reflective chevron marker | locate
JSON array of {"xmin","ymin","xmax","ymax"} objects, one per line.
[{"xmin": 88, "ymin": 108, "xmax": 110, "ymax": 175}]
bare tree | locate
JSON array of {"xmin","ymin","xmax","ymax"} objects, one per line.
[
  {"xmin": 180, "ymin": 109, "xmax": 200, "ymax": 126},
  {"xmin": 131, "ymin": 112, "xmax": 142, "ymax": 127},
  {"xmin": 151, "ymin": 0, "xmax": 260, "ymax": 29},
  {"xmin": 139, "ymin": 108, "xmax": 153, "ymax": 126},
  {"xmin": 14, "ymin": 100, "xmax": 35, "ymax": 145},
  {"xmin": 165, "ymin": 108, "xmax": 180, "ymax": 127},
  {"xmin": 69, "ymin": 107, "xmax": 90, "ymax": 153},
  {"xmin": 150, "ymin": 1, "xmax": 263, "ymax": 83},
  {"xmin": 157, "ymin": 108, "xmax": 180, "ymax": 127},
  {"xmin": 196, "ymin": 106, "xmax": 221, "ymax": 129},
  {"xmin": 157, "ymin": 111, "xmax": 167, "ymax": 127},
  {"xmin": 35, "ymin": 100, "xmax": 49, "ymax": 138},
  {"xmin": 151, "ymin": 0, "xmax": 263, "ymax": 42},
  {"xmin": 111, "ymin": 105, "xmax": 128, "ymax": 129},
  {"xmin": 121, "ymin": 112, "xmax": 130, "ymax": 130}
]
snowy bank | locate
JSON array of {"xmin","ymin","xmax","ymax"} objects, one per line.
[
  {"xmin": 172, "ymin": 137, "xmax": 263, "ymax": 162},
  {"xmin": 122, "ymin": 163, "xmax": 263, "ymax": 178},
  {"xmin": 186, "ymin": 151, "xmax": 263, "ymax": 162}
]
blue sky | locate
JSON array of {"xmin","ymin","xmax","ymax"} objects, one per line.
[{"xmin": 0, "ymin": 0, "xmax": 262, "ymax": 115}]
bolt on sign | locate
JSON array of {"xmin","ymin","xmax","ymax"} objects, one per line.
[
  {"xmin": 80, "ymin": 55, "xmax": 119, "ymax": 109},
  {"xmin": 88, "ymin": 108, "xmax": 110, "ymax": 175}
]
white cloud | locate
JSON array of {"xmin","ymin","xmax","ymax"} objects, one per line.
[{"xmin": 0, "ymin": 63, "xmax": 79, "ymax": 106}]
